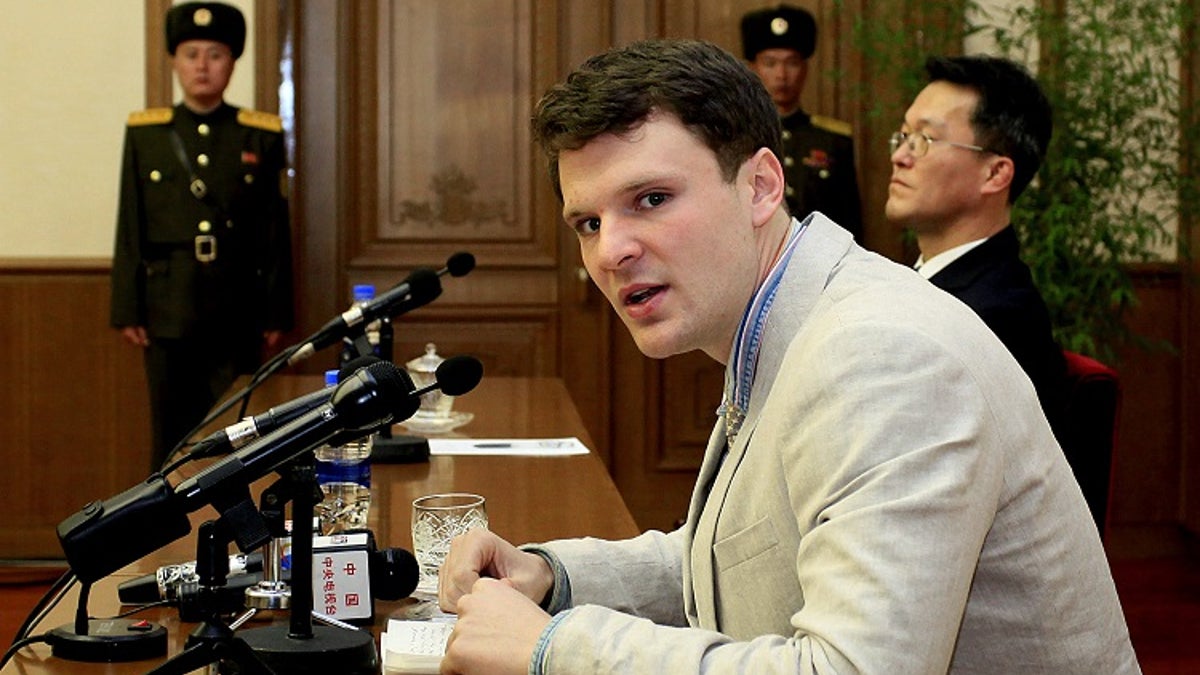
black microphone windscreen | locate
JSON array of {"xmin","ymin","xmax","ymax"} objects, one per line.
[
  {"xmin": 436, "ymin": 356, "xmax": 484, "ymax": 396},
  {"xmin": 357, "ymin": 361, "xmax": 421, "ymax": 424},
  {"xmin": 407, "ymin": 268, "xmax": 442, "ymax": 301},
  {"xmin": 339, "ymin": 354, "xmax": 381, "ymax": 381},
  {"xmin": 446, "ymin": 252, "xmax": 475, "ymax": 277},
  {"xmin": 371, "ymin": 547, "xmax": 420, "ymax": 600},
  {"xmin": 363, "ymin": 361, "xmax": 411, "ymax": 402},
  {"xmin": 327, "ymin": 361, "xmax": 414, "ymax": 433}
]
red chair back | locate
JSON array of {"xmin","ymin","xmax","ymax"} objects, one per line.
[{"xmin": 1058, "ymin": 350, "xmax": 1121, "ymax": 537}]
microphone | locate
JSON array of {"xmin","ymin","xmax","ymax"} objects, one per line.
[
  {"xmin": 440, "ymin": 251, "xmax": 477, "ymax": 278},
  {"xmin": 321, "ymin": 355, "xmax": 483, "ymax": 452},
  {"xmin": 287, "ymin": 252, "xmax": 476, "ymax": 366},
  {"xmin": 187, "ymin": 356, "xmax": 382, "ymax": 461},
  {"xmin": 369, "ymin": 252, "xmax": 473, "ymax": 320},
  {"xmin": 116, "ymin": 551, "xmax": 265, "ymax": 604},
  {"xmin": 308, "ymin": 532, "xmax": 420, "ymax": 622},
  {"xmin": 369, "ymin": 546, "xmax": 421, "ymax": 601},
  {"xmin": 57, "ymin": 361, "xmax": 421, "ymax": 584},
  {"xmin": 117, "ymin": 545, "xmax": 418, "ymax": 608},
  {"xmin": 174, "ymin": 361, "xmax": 419, "ymax": 512}
]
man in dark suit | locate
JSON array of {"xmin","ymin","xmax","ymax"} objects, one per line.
[
  {"xmin": 885, "ymin": 55, "xmax": 1066, "ymax": 434},
  {"xmin": 110, "ymin": 2, "xmax": 294, "ymax": 470},
  {"xmin": 741, "ymin": 4, "xmax": 862, "ymax": 239}
]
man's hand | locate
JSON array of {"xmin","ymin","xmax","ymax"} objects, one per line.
[
  {"xmin": 438, "ymin": 529, "xmax": 555, "ymax": 613},
  {"xmin": 119, "ymin": 326, "xmax": 150, "ymax": 347},
  {"xmin": 441, "ymin": 578, "xmax": 551, "ymax": 675}
]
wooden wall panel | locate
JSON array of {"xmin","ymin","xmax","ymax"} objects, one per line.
[
  {"xmin": 0, "ymin": 263, "xmax": 151, "ymax": 560},
  {"xmin": 610, "ymin": 331, "xmax": 705, "ymax": 530},
  {"xmin": 1112, "ymin": 271, "xmax": 1185, "ymax": 525},
  {"xmin": 375, "ymin": 2, "xmax": 534, "ymax": 242},
  {"xmin": 659, "ymin": 352, "xmax": 722, "ymax": 471},
  {"xmin": 552, "ymin": 0, "xmax": 621, "ymax": 463},
  {"xmin": 393, "ymin": 310, "xmax": 559, "ymax": 378},
  {"xmin": 1180, "ymin": 0, "xmax": 1200, "ymax": 537},
  {"xmin": 293, "ymin": 0, "xmax": 562, "ymax": 362},
  {"xmin": 341, "ymin": 0, "xmax": 553, "ymax": 271}
]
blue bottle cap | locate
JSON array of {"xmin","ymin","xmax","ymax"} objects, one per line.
[
  {"xmin": 324, "ymin": 369, "xmax": 338, "ymax": 387},
  {"xmin": 352, "ymin": 284, "xmax": 376, "ymax": 303}
]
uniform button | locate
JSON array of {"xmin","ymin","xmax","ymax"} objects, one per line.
[
  {"xmin": 226, "ymin": 219, "xmax": 234, "ymax": 229},
  {"xmin": 244, "ymin": 173, "xmax": 254, "ymax": 184},
  {"xmin": 149, "ymin": 170, "xmax": 162, "ymax": 182},
  {"xmin": 784, "ymin": 156, "xmax": 795, "ymax": 167},
  {"xmin": 197, "ymin": 154, "xmax": 209, "ymax": 167},
  {"xmin": 819, "ymin": 169, "xmax": 830, "ymax": 179},
  {"xmin": 198, "ymin": 123, "xmax": 210, "ymax": 136},
  {"xmin": 786, "ymin": 186, "xmax": 795, "ymax": 196},
  {"xmin": 198, "ymin": 220, "xmax": 212, "ymax": 232},
  {"xmin": 781, "ymin": 130, "xmax": 792, "ymax": 141}
]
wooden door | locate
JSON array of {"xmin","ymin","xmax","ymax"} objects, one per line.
[{"xmin": 292, "ymin": 5, "xmax": 562, "ymax": 387}]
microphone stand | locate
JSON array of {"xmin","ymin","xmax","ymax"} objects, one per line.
[
  {"xmin": 146, "ymin": 521, "xmax": 276, "ymax": 675},
  {"xmin": 345, "ymin": 323, "xmax": 431, "ymax": 463},
  {"xmin": 48, "ymin": 576, "xmax": 169, "ymax": 663},
  {"xmin": 235, "ymin": 453, "xmax": 378, "ymax": 674},
  {"xmin": 244, "ymin": 478, "xmax": 293, "ymax": 612}
]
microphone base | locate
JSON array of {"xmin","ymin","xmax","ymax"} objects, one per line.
[
  {"xmin": 245, "ymin": 580, "xmax": 291, "ymax": 610},
  {"xmin": 370, "ymin": 433, "xmax": 430, "ymax": 463},
  {"xmin": 49, "ymin": 619, "xmax": 168, "ymax": 662},
  {"xmin": 238, "ymin": 623, "xmax": 378, "ymax": 674}
]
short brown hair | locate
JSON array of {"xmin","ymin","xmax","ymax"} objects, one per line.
[{"xmin": 532, "ymin": 39, "xmax": 783, "ymax": 200}]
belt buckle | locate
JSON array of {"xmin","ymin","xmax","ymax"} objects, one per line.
[{"xmin": 194, "ymin": 235, "xmax": 217, "ymax": 263}]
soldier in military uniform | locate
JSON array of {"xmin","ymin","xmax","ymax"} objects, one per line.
[
  {"xmin": 110, "ymin": 2, "xmax": 294, "ymax": 471},
  {"xmin": 741, "ymin": 4, "xmax": 863, "ymax": 240}
]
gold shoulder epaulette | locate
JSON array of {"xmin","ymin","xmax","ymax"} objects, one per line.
[
  {"xmin": 811, "ymin": 115, "xmax": 853, "ymax": 137},
  {"xmin": 238, "ymin": 109, "xmax": 283, "ymax": 133},
  {"xmin": 127, "ymin": 108, "xmax": 174, "ymax": 127}
]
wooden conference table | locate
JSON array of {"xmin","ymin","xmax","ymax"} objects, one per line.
[{"xmin": 3, "ymin": 376, "xmax": 639, "ymax": 674}]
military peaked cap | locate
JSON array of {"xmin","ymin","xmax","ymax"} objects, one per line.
[
  {"xmin": 740, "ymin": 4, "xmax": 817, "ymax": 60},
  {"xmin": 166, "ymin": 2, "xmax": 246, "ymax": 59}
]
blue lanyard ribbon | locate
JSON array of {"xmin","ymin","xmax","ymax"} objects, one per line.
[{"xmin": 719, "ymin": 218, "xmax": 807, "ymax": 442}]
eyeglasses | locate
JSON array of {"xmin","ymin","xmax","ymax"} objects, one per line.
[{"xmin": 889, "ymin": 130, "xmax": 988, "ymax": 158}]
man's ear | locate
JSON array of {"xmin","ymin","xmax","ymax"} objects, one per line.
[
  {"xmin": 747, "ymin": 147, "xmax": 785, "ymax": 227},
  {"xmin": 981, "ymin": 155, "xmax": 1015, "ymax": 197}
]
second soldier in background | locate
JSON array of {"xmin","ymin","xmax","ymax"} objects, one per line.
[
  {"xmin": 741, "ymin": 4, "xmax": 862, "ymax": 239},
  {"xmin": 110, "ymin": 2, "xmax": 294, "ymax": 470}
]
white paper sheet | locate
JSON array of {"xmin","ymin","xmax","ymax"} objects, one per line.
[
  {"xmin": 427, "ymin": 437, "xmax": 590, "ymax": 456},
  {"xmin": 382, "ymin": 618, "xmax": 454, "ymax": 674}
]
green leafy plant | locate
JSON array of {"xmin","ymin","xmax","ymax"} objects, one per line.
[{"xmin": 849, "ymin": 0, "xmax": 1198, "ymax": 363}]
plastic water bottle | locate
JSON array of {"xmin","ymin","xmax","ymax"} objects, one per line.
[
  {"xmin": 315, "ymin": 369, "xmax": 373, "ymax": 534},
  {"xmin": 340, "ymin": 284, "xmax": 386, "ymax": 364}
]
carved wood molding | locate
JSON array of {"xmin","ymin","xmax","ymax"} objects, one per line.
[{"xmin": 342, "ymin": 0, "xmax": 554, "ymax": 270}]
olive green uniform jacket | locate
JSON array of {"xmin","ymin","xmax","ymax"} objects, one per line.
[
  {"xmin": 779, "ymin": 110, "xmax": 862, "ymax": 241},
  {"xmin": 110, "ymin": 102, "xmax": 293, "ymax": 340}
]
